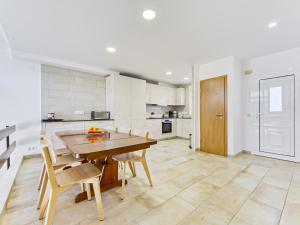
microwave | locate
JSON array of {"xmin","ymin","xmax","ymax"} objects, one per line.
[{"xmin": 91, "ymin": 111, "xmax": 110, "ymax": 120}]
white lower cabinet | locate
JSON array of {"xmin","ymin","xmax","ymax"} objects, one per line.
[
  {"xmin": 85, "ymin": 121, "xmax": 115, "ymax": 130},
  {"xmin": 114, "ymin": 119, "xmax": 131, "ymax": 131},
  {"xmin": 43, "ymin": 120, "xmax": 114, "ymax": 149},
  {"xmin": 131, "ymin": 119, "xmax": 147, "ymax": 133},
  {"xmin": 146, "ymin": 119, "xmax": 161, "ymax": 139},
  {"xmin": 176, "ymin": 119, "xmax": 192, "ymax": 138}
]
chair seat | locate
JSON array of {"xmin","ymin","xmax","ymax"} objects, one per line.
[
  {"xmin": 56, "ymin": 163, "xmax": 101, "ymax": 187},
  {"xmin": 113, "ymin": 152, "xmax": 141, "ymax": 162},
  {"xmin": 56, "ymin": 148, "xmax": 70, "ymax": 156},
  {"xmin": 53, "ymin": 154, "xmax": 80, "ymax": 168}
]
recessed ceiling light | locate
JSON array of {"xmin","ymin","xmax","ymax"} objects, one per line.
[
  {"xmin": 184, "ymin": 77, "xmax": 190, "ymax": 80},
  {"xmin": 268, "ymin": 22, "xmax": 277, "ymax": 29},
  {"xmin": 143, "ymin": 10, "xmax": 156, "ymax": 20},
  {"xmin": 106, "ymin": 47, "xmax": 116, "ymax": 53},
  {"xmin": 165, "ymin": 71, "xmax": 172, "ymax": 75}
]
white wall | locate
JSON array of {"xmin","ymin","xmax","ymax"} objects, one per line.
[
  {"xmin": 0, "ymin": 47, "xmax": 41, "ymax": 214},
  {"xmin": 192, "ymin": 56, "xmax": 243, "ymax": 156},
  {"xmin": 41, "ymin": 65, "xmax": 106, "ymax": 120},
  {"xmin": 0, "ymin": 50, "xmax": 41, "ymax": 152},
  {"xmin": 242, "ymin": 47, "xmax": 300, "ymax": 162}
]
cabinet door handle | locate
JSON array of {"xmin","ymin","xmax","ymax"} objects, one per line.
[{"xmin": 216, "ymin": 114, "xmax": 224, "ymax": 117}]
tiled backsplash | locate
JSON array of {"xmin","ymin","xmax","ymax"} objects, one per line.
[
  {"xmin": 146, "ymin": 105, "xmax": 187, "ymax": 118},
  {"xmin": 146, "ymin": 105, "xmax": 173, "ymax": 118},
  {"xmin": 41, "ymin": 65, "xmax": 106, "ymax": 120}
]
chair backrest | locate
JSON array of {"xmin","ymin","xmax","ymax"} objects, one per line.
[
  {"xmin": 131, "ymin": 129, "xmax": 147, "ymax": 137},
  {"xmin": 40, "ymin": 134, "xmax": 57, "ymax": 163},
  {"xmin": 104, "ymin": 126, "xmax": 117, "ymax": 132},
  {"xmin": 118, "ymin": 127, "xmax": 131, "ymax": 134},
  {"xmin": 142, "ymin": 132, "xmax": 150, "ymax": 157},
  {"xmin": 42, "ymin": 146, "xmax": 59, "ymax": 188}
]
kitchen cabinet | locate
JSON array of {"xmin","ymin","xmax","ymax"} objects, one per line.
[
  {"xmin": 146, "ymin": 83, "xmax": 185, "ymax": 106},
  {"xmin": 42, "ymin": 120, "xmax": 114, "ymax": 149},
  {"xmin": 154, "ymin": 84, "xmax": 167, "ymax": 106},
  {"xmin": 176, "ymin": 119, "xmax": 192, "ymax": 138},
  {"xmin": 106, "ymin": 74, "xmax": 146, "ymax": 131},
  {"xmin": 146, "ymin": 119, "xmax": 162, "ymax": 139},
  {"xmin": 176, "ymin": 88, "xmax": 185, "ymax": 105},
  {"xmin": 146, "ymin": 83, "xmax": 152, "ymax": 104},
  {"xmin": 166, "ymin": 87, "xmax": 177, "ymax": 105},
  {"xmin": 131, "ymin": 78, "xmax": 146, "ymax": 119},
  {"xmin": 146, "ymin": 83, "xmax": 161, "ymax": 105},
  {"xmin": 146, "ymin": 119, "xmax": 177, "ymax": 140},
  {"xmin": 115, "ymin": 75, "xmax": 132, "ymax": 120}
]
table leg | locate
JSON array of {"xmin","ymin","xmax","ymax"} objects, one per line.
[{"xmin": 74, "ymin": 156, "xmax": 127, "ymax": 203}]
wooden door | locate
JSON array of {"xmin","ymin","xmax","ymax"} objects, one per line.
[{"xmin": 200, "ymin": 75, "xmax": 227, "ymax": 156}]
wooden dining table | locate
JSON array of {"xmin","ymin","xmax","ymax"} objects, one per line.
[{"xmin": 56, "ymin": 130, "xmax": 157, "ymax": 203}]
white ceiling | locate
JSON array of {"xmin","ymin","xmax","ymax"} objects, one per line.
[{"xmin": 0, "ymin": 0, "xmax": 300, "ymax": 84}]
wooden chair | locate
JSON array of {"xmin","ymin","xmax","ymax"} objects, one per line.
[
  {"xmin": 39, "ymin": 146, "xmax": 105, "ymax": 225},
  {"xmin": 36, "ymin": 135, "xmax": 82, "ymax": 209},
  {"xmin": 37, "ymin": 134, "xmax": 70, "ymax": 190},
  {"xmin": 103, "ymin": 126, "xmax": 118, "ymax": 133},
  {"xmin": 112, "ymin": 131, "xmax": 153, "ymax": 200},
  {"xmin": 116, "ymin": 127, "xmax": 131, "ymax": 134}
]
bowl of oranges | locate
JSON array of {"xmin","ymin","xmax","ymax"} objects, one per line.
[{"xmin": 86, "ymin": 127, "xmax": 105, "ymax": 136}]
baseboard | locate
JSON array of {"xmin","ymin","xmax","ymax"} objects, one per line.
[
  {"xmin": 0, "ymin": 155, "xmax": 24, "ymax": 217},
  {"xmin": 24, "ymin": 153, "xmax": 42, "ymax": 159},
  {"xmin": 0, "ymin": 150, "xmax": 41, "ymax": 217}
]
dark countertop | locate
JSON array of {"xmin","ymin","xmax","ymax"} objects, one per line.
[
  {"xmin": 146, "ymin": 117, "xmax": 192, "ymax": 120},
  {"xmin": 42, "ymin": 119, "xmax": 114, "ymax": 123}
]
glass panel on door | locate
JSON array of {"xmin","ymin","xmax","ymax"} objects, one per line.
[{"xmin": 269, "ymin": 86, "xmax": 282, "ymax": 112}]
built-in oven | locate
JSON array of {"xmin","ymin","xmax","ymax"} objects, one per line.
[{"xmin": 162, "ymin": 119, "xmax": 172, "ymax": 133}]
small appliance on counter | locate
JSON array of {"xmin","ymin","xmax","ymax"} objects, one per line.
[
  {"xmin": 47, "ymin": 113, "xmax": 55, "ymax": 120},
  {"xmin": 91, "ymin": 111, "xmax": 110, "ymax": 120},
  {"xmin": 169, "ymin": 111, "xmax": 177, "ymax": 118},
  {"xmin": 162, "ymin": 113, "xmax": 169, "ymax": 119}
]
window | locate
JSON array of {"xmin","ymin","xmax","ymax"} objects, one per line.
[{"xmin": 269, "ymin": 86, "xmax": 282, "ymax": 112}]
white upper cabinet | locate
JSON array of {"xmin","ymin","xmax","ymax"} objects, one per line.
[
  {"xmin": 146, "ymin": 83, "xmax": 167, "ymax": 106},
  {"xmin": 176, "ymin": 88, "xmax": 185, "ymax": 105},
  {"xmin": 146, "ymin": 83, "xmax": 185, "ymax": 106},
  {"xmin": 157, "ymin": 85, "xmax": 168, "ymax": 106},
  {"xmin": 166, "ymin": 86, "xmax": 177, "ymax": 105}
]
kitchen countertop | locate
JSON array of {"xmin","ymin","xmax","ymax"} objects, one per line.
[
  {"xmin": 42, "ymin": 119, "xmax": 114, "ymax": 123},
  {"xmin": 146, "ymin": 117, "xmax": 192, "ymax": 120},
  {"xmin": 43, "ymin": 118, "xmax": 191, "ymax": 122}
]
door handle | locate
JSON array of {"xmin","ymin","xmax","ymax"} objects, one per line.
[{"xmin": 216, "ymin": 114, "xmax": 224, "ymax": 117}]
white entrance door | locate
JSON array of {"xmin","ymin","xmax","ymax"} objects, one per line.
[{"xmin": 259, "ymin": 75, "xmax": 295, "ymax": 156}]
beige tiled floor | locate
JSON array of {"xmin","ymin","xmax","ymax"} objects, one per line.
[{"xmin": 1, "ymin": 139, "xmax": 300, "ymax": 225}]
